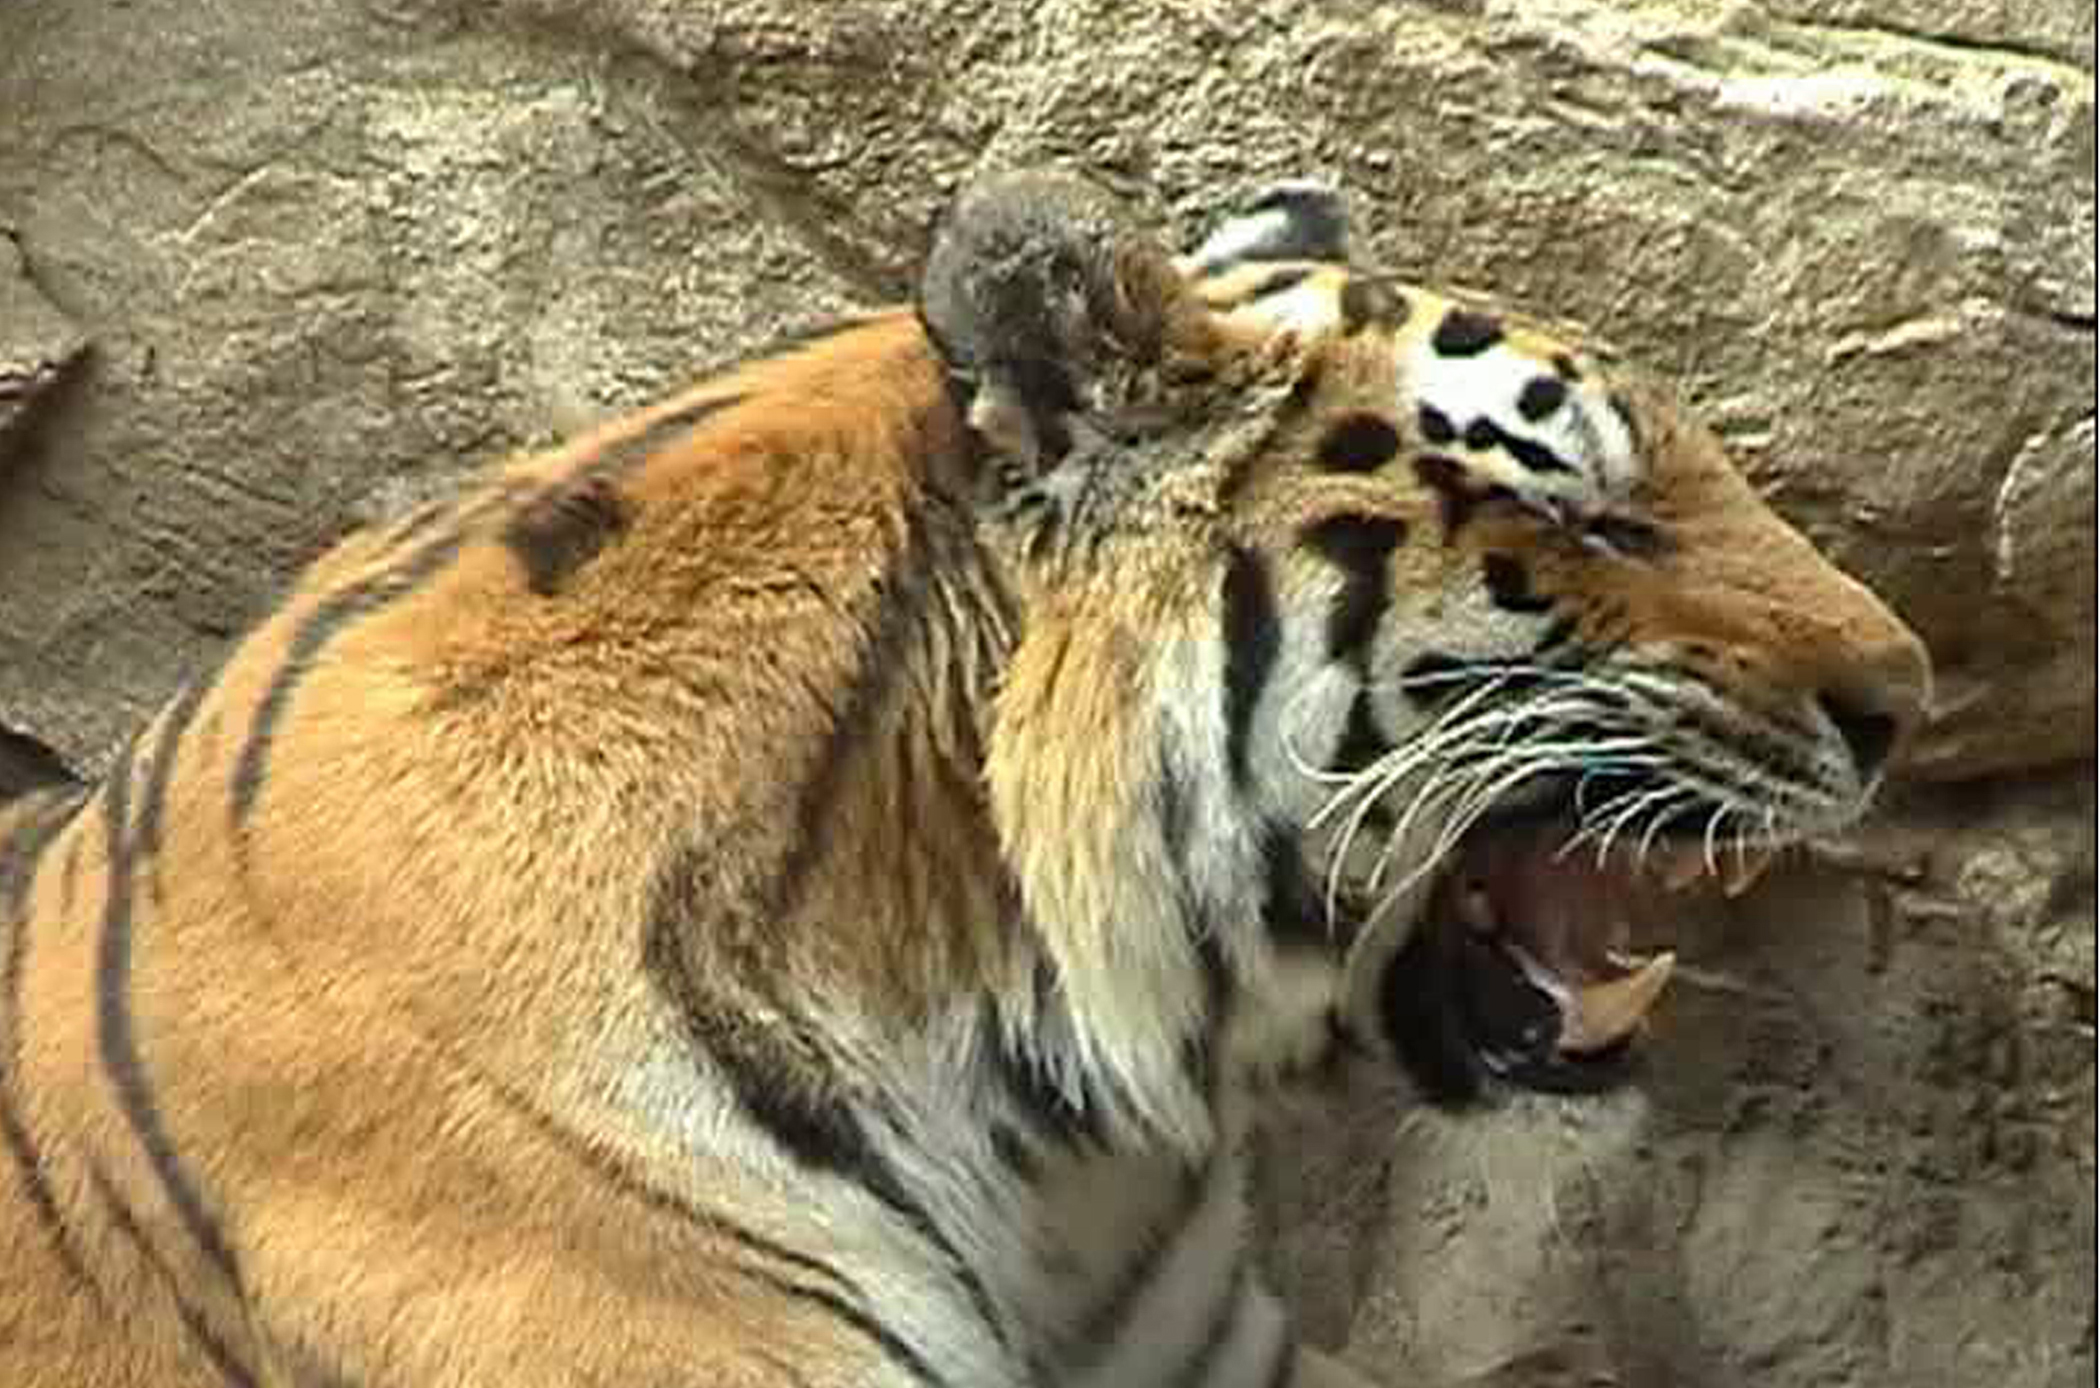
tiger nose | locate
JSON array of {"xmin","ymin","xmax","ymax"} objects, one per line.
[{"xmin": 1811, "ymin": 626, "xmax": 1933, "ymax": 780}]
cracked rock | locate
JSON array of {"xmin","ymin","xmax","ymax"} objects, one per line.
[{"xmin": 0, "ymin": 234, "xmax": 88, "ymax": 449}]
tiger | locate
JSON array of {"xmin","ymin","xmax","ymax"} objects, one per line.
[{"xmin": 0, "ymin": 169, "xmax": 1929, "ymax": 1387}]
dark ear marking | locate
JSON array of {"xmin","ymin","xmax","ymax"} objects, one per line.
[
  {"xmin": 503, "ymin": 472, "xmax": 633, "ymax": 597},
  {"xmin": 1430, "ymin": 309, "xmax": 1503, "ymax": 357},
  {"xmin": 1316, "ymin": 414, "xmax": 1402, "ymax": 472}
]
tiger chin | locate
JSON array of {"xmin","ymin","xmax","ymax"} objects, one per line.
[{"xmin": 0, "ymin": 170, "xmax": 1928, "ymax": 1387}]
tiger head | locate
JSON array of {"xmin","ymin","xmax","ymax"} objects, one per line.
[{"xmin": 920, "ymin": 173, "xmax": 1931, "ymax": 1114}]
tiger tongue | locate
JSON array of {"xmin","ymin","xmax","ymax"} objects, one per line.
[
  {"xmin": 1456, "ymin": 820, "xmax": 1676, "ymax": 1053},
  {"xmin": 1458, "ymin": 821, "xmax": 1641, "ymax": 977}
]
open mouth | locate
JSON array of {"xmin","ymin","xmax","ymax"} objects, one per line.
[{"xmin": 1377, "ymin": 800, "xmax": 1777, "ymax": 1106}]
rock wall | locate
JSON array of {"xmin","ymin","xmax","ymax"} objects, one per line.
[{"xmin": 2, "ymin": 2, "xmax": 2091, "ymax": 1384}]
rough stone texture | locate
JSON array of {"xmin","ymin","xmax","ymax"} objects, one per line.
[
  {"xmin": 1260, "ymin": 767, "xmax": 2096, "ymax": 1387},
  {"xmin": 1, "ymin": 1, "xmax": 2091, "ymax": 1384},
  {"xmin": 0, "ymin": 234, "xmax": 88, "ymax": 448}
]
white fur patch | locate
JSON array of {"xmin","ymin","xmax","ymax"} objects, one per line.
[{"xmin": 1406, "ymin": 339, "xmax": 1640, "ymax": 511}]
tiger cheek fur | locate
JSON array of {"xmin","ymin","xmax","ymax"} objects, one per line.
[{"xmin": 0, "ymin": 169, "xmax": 1927, "ymax": 1388}]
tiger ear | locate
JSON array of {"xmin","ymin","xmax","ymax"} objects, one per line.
[
  {"xmin": 1177, "ymin": 179, "xmax": 1352, "ymax": 278},
  {"xmin": 918, "ymin": 171, "xmax": 1193, "ymax": 495}
]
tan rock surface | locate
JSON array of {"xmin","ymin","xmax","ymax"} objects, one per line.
[{"xmin": 2, "ymin": 1, "xmax": 2091, "ymax": 1384}]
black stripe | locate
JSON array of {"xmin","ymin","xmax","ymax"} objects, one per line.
[
  {"xmin": 646, "ymin": 891, "xmax": 1011, "ymax": 1356},
  {"xmin": 1, "ymin": 786, "xmax": 84, "ymax": 919},
  {"xmin": 1, "ymin": 789, "xmax": 100, "ymax": 1297},
  {"xmin": 1170, "ymin": 1256, "xmax": 1250, "ymax": 1388},
  {"xmin": 1460, "ymin": 414, "xmax": 1573, "ymax": 475},
  {"xmin": 135, "ymin": 681, "xmax": 208, "ymax": 903},
  {"xmin": 1607, "ymin": 391, "xmax": 1641, "ymax": 453},
  {"xmin": 1586, "ymin": 512, "xmax": 1671, "ymax": 560},
  {"xmin": 599, "ymin": 394, "xmax": 750, "ymax": 477},
  {"xmin": 1260, "ymin": 827, "xmax": 1329, "ymax": 950},
  {"xmin": 988, "ymin": 981, "xmax": 1109, "ymax": 1154},
  {"xmin": 1069, "ymin": 1157, "xmax": 1212, "ymax": 1367},
  {"xmin": 1328, "ymin": 697, "xmax": 1396, "ymax": 835},
  {"xmin": 502, "ymin": 471, "xmax": 631, "ymax": 597},
  {"xmin": 1315, "ymin": 414, "xmax": 1401, "ymax": 473},
  {"xmin": 1531, "ymin": 615, "xmax": 1580, "ymax": 656},
  {"xmin": 470, "ymin": 1066, "xmax": 862, "ymax": 1301},
  {"xmin": 472, "ymin": 1064, "xmax": 949, "ymax": 1385},
  {"xmin": 229, "ymin": 528, "xmax": 466, "ymax": 831},
  {"xmin": 496, "ymin": 393, "xmax": 747, "ymax": 599},
  {"xmin": 989, "ymin": 1121, "xmax": 1041, "ymax": 1183},
  {"xmin": 735, "ymin": 1030, "xmax": 1014, "ymax": 1359},
  {"xmin": 1481, "ymin": 555, "xmax": 1554, "ymax": 614},
  {"xmin": 88, "ymin": 1162, "xmax": 259, "ymax": 1388},
  {"xmin": 1301, "ymin": 515, "xmax": 1406, "ymax": 673},
  {"xmin": 1263, "ymin": 1331, "xmax": 1300, "ymax": 1388},
  {"xmin": 1156, "ymin": 746, "xmax": 1195, "ymax": 877},
  {"xmin": 1220, "ymin": 547, "xmax": 1281, "ymax": 788},
  {"xmin": 0, "ymin": 1082, "xmax": 99, "ymax": 1296},
  {"xmin": 760, "ymin": 505, "xmax": 940, "ymax": 922},
  {"xmin": 96, "ymin": 734, "xmax": 242, "ymax": 1286},
  {"xmin": 740, "ymin": 1259, "xmax": 949, "ymax": 1388},
  {"xmin": 1398, "ymin": 652, "xmax": 1491, "ymax": 704},
  {"xmin": 1411, "ymin": 454, "xmax": 1481, "ymax": 540},
  {"xmin": 1251, "ymin": 266, "xmax": 1312, "ymax": 299},
  {"xmin": 1331, "ymin": 695, "xmax": 1388, "ymax": 775}
]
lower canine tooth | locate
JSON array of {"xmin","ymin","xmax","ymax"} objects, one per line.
[{"xmin": 1558, "ymin": 952, "xmax": 1676, "ymax": 1054}]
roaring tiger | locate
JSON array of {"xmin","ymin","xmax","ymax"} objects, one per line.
[{"xmin": 0, "ymin": 171, "xmax": 1928, "ymax": 1386}]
